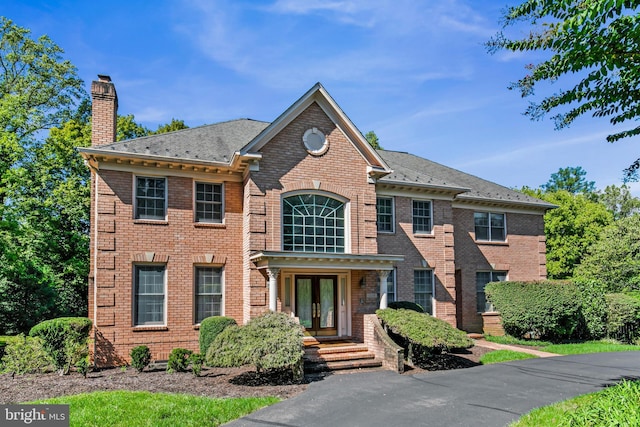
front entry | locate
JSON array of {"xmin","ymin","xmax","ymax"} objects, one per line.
[{"xmin": 296, "ymin": 275, "xmax": 337, "ymax": 336}]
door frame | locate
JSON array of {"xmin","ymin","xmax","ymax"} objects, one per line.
[{"xmin": 295, "ymin": 275, "xmax": 338, "ymax": 336}]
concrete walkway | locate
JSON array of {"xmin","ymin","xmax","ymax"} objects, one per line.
[
  {"xmin": 473, "ymin": 339, "xmax": 558, "ymax": 358},
  {"xmin": 225, "ymin": 352, "xmax": 640, "ymax": 427}
]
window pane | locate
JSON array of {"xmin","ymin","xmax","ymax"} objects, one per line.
[
  {"xmin": 195, "ymin": 182, "xmax": 223, "ymax": 223},
  {"xmin": 136, "ymin": 177, "xmax": 166, "ymax": 220},
  {"xmin": 135, "ymin": 266, "xmax": 165, "ymax": 325},
  {"xmin": 376, "ymin": 197, "xmax": 393, "ymax": 232},
  {"xmin": 476, "ymin": 271, "xmax": 507, "ymax": 313},
  {"xmin": 413, "ymin": 200, "xmax": 432, "ymax": 233},
  {"xmin": 475, "ymin": 212, "xmax": 506, "ymax": 241},
  {"xmin": 283, "ymin": 194, "xmax": 345, "ymax": 253},
  {"xmin": 195, "ymin": 267, "xmax": 223, "ymax": 323},
  {"xmin": 414, "ymin": 270, "xmax": 433, "ymax": 315},
  {"xmin": 386, "ymin": 270, "xmax": 396, "ymax": 303}
]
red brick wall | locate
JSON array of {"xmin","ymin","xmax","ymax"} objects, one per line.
[{"xmin": 453, "ymin": 208, "xmax": 546, "ymax": 332}]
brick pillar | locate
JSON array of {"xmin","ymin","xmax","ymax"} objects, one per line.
[{"xmin": 91, "ymin": 75, "xmax": 118, "ymax": 146}]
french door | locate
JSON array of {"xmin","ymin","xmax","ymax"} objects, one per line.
[{"xmin": 295, "ymin": 275, "xmax": 337, "ymax": 336}]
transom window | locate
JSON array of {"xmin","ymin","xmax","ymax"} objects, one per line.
[
  {"xmin": 135, "ymin": 177, "xmax": 166, "ymax": 220},
  {"xmin": 376, "ymin": 197, "xmax": 394, "ymax": 233},
  {"xmin": 195, "ymin": 182, "xmax": 223, "ymax": 223},
  {"xmin": 476, "ymin": 271, "xmax": 507, "ymax": 312},
  {"xmin": 134, "ymin": 265, "xmax": 165, "ymax": 326},
  {"xmin": 414, "ymin": 270, "xmax": 434, "ymax": 315},
  {"xmin": 283, "ymin": 194, "xmax": 345, "ymax": 253},
  {"xmin": 195, "ymin": 267, "xmax": 223, "ymax": 323},
  {"xmin": 474, "ymin": 212, "xmax": 506, "ymax": 241},
  {"xmin": 412, "ymin": 200, "xmax": 432, "ymax": 234}
]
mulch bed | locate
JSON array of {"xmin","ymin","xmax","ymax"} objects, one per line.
[{"xmin": 0, "ymin": 346, "xmax": 492, "ymax": 404}]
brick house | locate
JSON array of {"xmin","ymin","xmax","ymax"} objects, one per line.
[{"xmin": 80, "ymin": 75, "xmax": 553, "ymax": 367}]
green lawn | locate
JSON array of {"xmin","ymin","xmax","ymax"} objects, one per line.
[
  {"xmin": 485, "ymin": 335, "xmax": 551, "ymax": 347},
  {"xmin": 511, "ymin": 380, "xmax": 640, "ymax": 426},
  {"xmin": 479, "ymin": 350, "xmax": 538, "ymax": 365},
  {"xmin": 541, "ymin": 341, "xmax": 640, "ymax": 355},
  {"xmin": 31, "ymin": 391, "xmax": 279, "ymax": 427}
]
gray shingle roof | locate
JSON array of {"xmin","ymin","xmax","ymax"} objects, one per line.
[
  {"xmin": 378, "ymin": 150, "xmax": 554, "ymax": 208},
  {"xmin": 90, "ymin": 119, "xmax": 269, "ymax": 163}
]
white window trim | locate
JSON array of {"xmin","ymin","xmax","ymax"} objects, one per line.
[
  {"xmin": 376, "ymin": 196, "xmax": 395, "ymax": 234},
  {"xmin": 194, "ymin": 265, "xmax": 225, "ymax": 324},
  {"xmin": 414, "ymin": 269, "xmax": 435, "ymax": 316},
  {"xmin": 133, "ymin": 263, "xmax": 167, "ymax": 327},
  {"xmin": 280, "ymin": 190, "xmax": 351, "ymax": 253},
  {"xmin": 412, "ymin": 199, "xmax": 433, "ymax": 235},
  {"xmin": 133, "ymin": 175, "xmax": 168, "ymax": 221},
  {"xmin": 193, "ymin": 180, "xmax": 225, "ymax": 224},
  {"xmin": 474, "ymin": 211, "xmax": 507, "ymax": 242}
]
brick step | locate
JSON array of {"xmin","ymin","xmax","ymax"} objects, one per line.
[
  {"xmin": 304, "ymin": 350, "xmax": 375, "ymax": 363},
  {"xmin": 305, "ymin": 344, "xmax": 369, "ymax": 355},
  {"xmin": 305, "ymin": 358, "xmax": 383, "ymax": 373}
]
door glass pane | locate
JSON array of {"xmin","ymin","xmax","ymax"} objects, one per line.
[
  {"xmin": 297, "ymin": 279, "xmax": 312, "ymax": 329},
  {"xmin": 319, "ymin": 278, "xmax": 335, "ymax": 328}
]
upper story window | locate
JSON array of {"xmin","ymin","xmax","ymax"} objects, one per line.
[
  {"xmin": 283, "ymin": 194, "xmax": 345, "ymax": 253},
  {"xmin": 412, "ymin": 200, "xmax": 432, "ymax": 234},
  {"xmin": 195, "ymin": 182, "xmax": 223, "ymax": 223},
  {"xmin": 474, "ymin": 212, "xmax": 506, "ymax": 241},
  {"xmin": 376, "ymin": 197, "xmax": 394, "ymax": 233},
  {"xmin": 135, "ymin": 176, "xmax": 167, "ymax": 220}
]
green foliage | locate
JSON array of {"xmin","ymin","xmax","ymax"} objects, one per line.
[
  {"xmin": 486, "ymin": 1, "xmax": 640, "ymax": 180},
  {"xmin": 189, "ymin": 353, "xmax": 205, "ymax": 377},
  {"xmin": 32, "ymin": 391, "xmax": 280, "ymax": 427},
  {"xmin": 207, "ymin": 312, "xmax": 304, "ymax": 379},
  {"xmin": 575, "ymin": 280, "xmax": 608, "ymax": 339},
  {"xmin": 0, "ymin": 334, "xmax": 53, "ymax": 374},
  {"xmin": 485, "ymin": 281, "xmax": 585, "ymax": 341},
  {"xmin": 130, "ymin": 345, "xmax": 152, "ymax": 373},
  {"xmin": 199, "ymin": 316, "xmax": 237, "ymax": 354},
  {"xmin": 364, "ymin": 130, "xmax": 382, "ymax": 149},
  {"xmin": 29, "ymin": 317, "xmax": 92, "ymax": 375},
  {"xmin": 387, "ymin": 301, "xmax": 424, "ymax": 313},
  {"xmin": 574, "ymin": 215, "xmax": 640, "ymax": 291},
  {"xmin": 167, "ymin": 348, "xmax": 193, "ymax": 373},
  {"xmin": 75, "ymin": 354, "xmax": 90, "ymax": 378},
  {"xmin": 605, "ymin": 292, "xmax": 640, "ymax": 343},
  {"xmin": 597, "ymin": 184, "xmax": 640, "ymax": 220},
  {"xmin": 479, "ymin": 350, "xmax": 537, "ymax": 365},
  {"xmin": 152, "ymin": 118, "xmax": 189, "ymax": 134},
  {"xmin": 541, "ymin": 166, "xmax": 595, "ymax": 194},
  {"xmin": 376, "ymin": 308, "xmax": 473, "ymax": 365}
]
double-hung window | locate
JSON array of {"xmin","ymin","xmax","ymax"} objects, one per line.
[
  {"xmin": 476, "ymin": 271, "xmax": 507, "ymax": 312},
  {"xmin": 386, "ymin": 269, "xmax": 396, "ymax": 303},
  {"xmin": 412, "ymin": 200, "xmax": 432, "ymax": 234},
  {"xmin": 376, "ymin": 197, "xmax": 394, "ymax": 233},
  {"xmin": 134, "ymin": 265, "xmax": 166, "ymax": 326},
  {"xmin": 135, "ymin": 177, "xmax": 167, "ymax": 220},
  {"xmin": 474, "ymin": 212, "xmax": 506, "ymax": 241},
  {"xmin": 414, "ymin": 270, "xmax": 434, "ymax": 315},
  {"xmin": 195, "ymin": 182, "xmax": 223, "ymax": 223},
  {"xmin": 195, "ymin": 267, "xmax": 223, "ymax": 323}
]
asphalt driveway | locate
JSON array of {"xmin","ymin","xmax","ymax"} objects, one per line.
[{"xmin": 226, "ymin": 352, "xmax": 640, "ymax": 427}]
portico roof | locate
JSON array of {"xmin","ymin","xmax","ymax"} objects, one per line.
[{"xmin": 250, "ymin": 251, "xmax": 404, "ymax": 270}]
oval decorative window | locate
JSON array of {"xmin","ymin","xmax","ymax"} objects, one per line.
[{"xmin": 302, "ymin": 128, "xmax": 328, "ymax": 155}]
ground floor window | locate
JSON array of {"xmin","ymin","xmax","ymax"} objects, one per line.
[
  {"xmin": 414, "ymin": 269, "xmax": 434, "ymax": 315},
  {"xmin": 476, "ymin": 271, "xmax": 507, "ymax": 312},
  {"xmin": 134, "ymin": 265, "xmax": 166, "ymax": 325},
  {"xmin": 386, "ymin": 269, "xmax": 396, "ymax": 303},
  {"xmin": 195, "ymin": 267, "xmax": 223, "ymax": 323}
]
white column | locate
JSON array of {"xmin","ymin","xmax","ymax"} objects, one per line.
[
  {"xmin": 377, "ymin": 270, "xmax": 391, "ymax": 309},
  {"xmin": 267, "ymin": 267, "xmax": 280, "ymax": 312}
]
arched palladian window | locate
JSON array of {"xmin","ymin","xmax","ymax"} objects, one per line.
[{"xmin": 283, "ymin": 194, "xmax": 345, "ymax": 253}]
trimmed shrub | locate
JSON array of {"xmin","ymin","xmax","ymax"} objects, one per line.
[
  {"xmin": 167, "ymin": 348, "xmax": 193, "ymax": 373},
  {"xmin": 485, "ymin": 281, "xmax": 585, "ymax": 341},
  {"xmin": 575, "ymin": 279, "xmax": 608, "ymax": 339},
  {"xmin": 130, "ymin": 345, "xmax": 152, "ymax": 372},
  {"xmin": 376, "ymin": 308, "xmax": 473, "ymax": 365},
  {"xmin": 606, "ymin": 292, "xmax": 640, "ymax": 343},
  {"xmin": 0, "ymin": 334, "xmax": 53, "ymax": 374},
  {"xmin": 388, "ymin": 301, "xmax": 424, "ymax": 313},
  {"xmin": 199, "ymin": 316, "xmax": 237, "ymax": 355},
  {"xmin": 189, "ymin": 353, "xmax": 205, "ymax": 377},
  {"xmin": 207, "ymin": 312, "xmax": 305, "ymax": 380},
  {"xmin": 29, "ymin": 317, "xmax": 92, "ymax": 375}
]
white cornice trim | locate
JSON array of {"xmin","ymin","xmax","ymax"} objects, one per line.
[{"xmin": 250, "ymin": 251, "xmax": 404, "ymax": 270}]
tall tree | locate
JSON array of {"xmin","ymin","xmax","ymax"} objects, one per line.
[
  {"xmin": 487, "ymin": 2, "xmax": 640, "ymax": 180},
  {"xmin": 0, "ymin": 17, "xmax": 84, "ymax": 205},
  {"xmin": 542, "ymin": 166, "xmax": 596, "ymax": 194},
  {"xmin": 365, "ymin": 131, "xmax": 382, "ymax": 150},
  {"xmin": 153, "ymin": 118, "xmax": 189, "ymax": 134},
  {"xmin": 598, "ymin": 184, "xmax": 640, "ymax": 220}
]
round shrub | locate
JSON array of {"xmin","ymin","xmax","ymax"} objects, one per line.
[
  {"xmin": 29, "ymin": 317, "xmax": 92, "ymax": 375},
  {"xmin": 167, "ymin": 348, "xmax": 193, "ymax": 373},
  {"xmin": 130, "ymin": 345, "xmax": 152, "ymax": 372},
  {"xmin": 388, "ymin": 301, "xmax": 424, "ymax": 313},
  {"xmin": 606, "ymin": 292, "xmax": 640, "ymax": 343},
  {"xmin": 199, "ymin": 316, "xmax": 237, "ymax": 355},
  {"xmin": 485, "ymin": 281, "xmax": 585, "ymax": 341}
]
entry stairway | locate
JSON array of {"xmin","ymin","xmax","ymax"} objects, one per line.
[{"xmin": 303, "ymin": 337, "xmax": 382, "ymax": 374}]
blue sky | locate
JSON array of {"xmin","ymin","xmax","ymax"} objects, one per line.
[{"xmin": 4, "ymin": 0, "xmax": 639, "ymax": 193}]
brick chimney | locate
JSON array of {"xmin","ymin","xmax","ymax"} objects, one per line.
[{"xmin": 91, "ymin": 75, "xmax": 118, "ymax": 146}]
